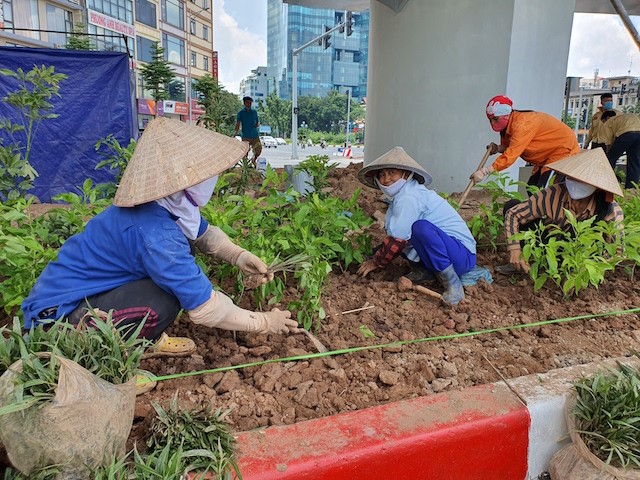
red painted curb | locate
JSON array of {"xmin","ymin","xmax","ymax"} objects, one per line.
[{"xmin": 236, "ymin": 383, "xmax": 530, "ymax": 480}]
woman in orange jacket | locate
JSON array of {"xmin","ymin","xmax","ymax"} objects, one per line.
[{"xmin": 471, "ymin": 95, "xmax": 580, "ymax": 191}]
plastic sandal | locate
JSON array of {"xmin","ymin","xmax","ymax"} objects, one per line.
[
  {"xmin": 136, "ymin": 370, "xmax": 158, "ymax": 395},
  {"xmin": 142, "ymin": 333, "xmax": 196, "ymax": 359}
]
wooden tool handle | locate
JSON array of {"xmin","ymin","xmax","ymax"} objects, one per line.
[
  {"xmin": 412, "ymin": 283, "xmax": 443, "ymax": 300},
  {"xmin": 458, "ymin": 146, "xmax": 492, "ymax": 208}
]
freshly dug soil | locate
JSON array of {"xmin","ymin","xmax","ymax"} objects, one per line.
[{"xmin": 133, "ymin": 163, "xmax": 640, "ymax": 441}]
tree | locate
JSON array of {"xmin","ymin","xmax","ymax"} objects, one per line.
[
  {"xmin": 139, "ymin": 42, "xmax": 176, "ymax": 108},
  {"xmin": 0, "ymin": 65, "xmax": 67, "ymax": 200},
  {"xmin": 561, "ymin": 111, "xmax": 576, "ymax": 130},
  {"xmin": 65, "ymin": 24, "xmax": 93, "ymax": 50},
  {"xmin": 192, "ymin": 75, "xmax": 241, "ymax": 135},
  {"xmin": 261, "ymin": 90, "xmax": 291, "ymax": 137}
]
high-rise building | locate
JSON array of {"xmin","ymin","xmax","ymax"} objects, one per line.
[
  {"xmin": 267, "ymin": 0, "xmax": 368, "ymax": 101},
  {"xmin": 239, "ymin": 66, "xmax": 274, "ymax": 106}
]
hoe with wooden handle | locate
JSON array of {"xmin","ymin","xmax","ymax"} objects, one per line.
[
  {"xmin": 397, "ymin": 276, "xmax": 443, "ymax": 302},
  {"xmin": 458, "ymin": 146, "xmax": 492, "ymax": 208}
]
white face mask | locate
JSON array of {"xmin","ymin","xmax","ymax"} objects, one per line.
[
  {"xmin": 376, "ymin": 175, "xmax": 410, "ymax": 199},
  {"xmin": 565, "ymin": 178, "xmax": 597, "ymax": 200}
]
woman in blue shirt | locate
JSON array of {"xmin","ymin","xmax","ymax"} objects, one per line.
[
  {"xmin": 356, "ymin": 147, "xmax": 476, "ymax": 305},
  {"xmin": 21, "ymin": 118, "xmax": 297, "ymax": 354}
]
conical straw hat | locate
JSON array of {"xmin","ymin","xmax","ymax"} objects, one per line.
[
  {"xmin": 113, "ymin": 117, "xmax": 249, "ymax": 207},
  {"xmin": 550, "ymin": 148, "xmax": 623, "ymax": 197},
  {"xmin": 358, "ymin": 146, "xmax": 433, "ymax": 189}
]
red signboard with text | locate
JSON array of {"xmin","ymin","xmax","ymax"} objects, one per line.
[{"xmin": 212, "ymin": 51, "xmax": 218, "ymax": 79}]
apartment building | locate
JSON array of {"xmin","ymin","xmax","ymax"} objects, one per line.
[{"xmin": 1, "ymin": 0, "xmax": 216, "ymax": 130}]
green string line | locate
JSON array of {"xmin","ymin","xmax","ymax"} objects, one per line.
[{"xmin": 149, "ymin": 306, "xmax": 640, "ymax": 383}]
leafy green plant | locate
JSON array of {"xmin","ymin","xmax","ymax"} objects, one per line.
[
  {"xmin": 0, "ymin": 65, "xmax": 67, "ymax": 200},
  {"xmin": 95, "ymin": 134, "xmax": 136, "ymax": 185},
  {"xmin": 295, "ymin": 154, "xmax": 338, "ymax": 197},
  {"xmin": 146, "ymin": 393, "xmax": 241, "ymax": 479},
  {"xmin": 572, "ymin": 361, "xmax": 640, "ymax": 469},
  {"xmin": 0, "ymin": 199, "xmax": 59, "ymax": 314},
  {"xmin": 202, "ymin": 173, "xmax": 371, "ymax": 330},
  {"xmin": 515, "ymin": 212, "xmax": 621, "ymax": 296},
  {"xmin": 467, "ymin": 172, "xmax": 534, "ymax": 252},
  {"xmin": 619, "ymin": 184, "xmax": 640, "ymax": 224}
]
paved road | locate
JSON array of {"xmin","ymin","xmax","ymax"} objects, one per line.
[{"xmin": 257, "ymin": 143, "xmax": 364, "ymax": 169}]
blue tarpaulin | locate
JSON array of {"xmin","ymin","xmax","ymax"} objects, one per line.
[{"xmin": 0, "ymin": 47, "xmax": 136, "ymax": 202}]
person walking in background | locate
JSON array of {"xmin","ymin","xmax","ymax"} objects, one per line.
[
  {"xmin": 584, "ymin": 92, "xmax": 620, "ymax": 150},
  {"xmin": 234, "ymin": 95, "xmax": 262, "ymax": 167},
  {"xmin": 600, "ymin": 110, "xmax": 640, "ymax": 188},
  {"xmin": 471, "ymin": 95, "xmax": 580, "ymax": 191}
]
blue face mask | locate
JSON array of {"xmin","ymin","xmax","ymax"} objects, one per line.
[{"xmin": 603, "ymin": 101, "xmax": 614, "ymax": 110}]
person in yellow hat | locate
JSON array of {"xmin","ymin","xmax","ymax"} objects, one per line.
[
  {"xmin": 356, "ymin": 147, "xmax": 478, "ymax": 305},
  {"xmin": 502, "ymin": 148, "xmax": 624, "ymax": 274},
  {"xmin": 21, "ymin": 118, "xmax": 297, "ymax": 354}
]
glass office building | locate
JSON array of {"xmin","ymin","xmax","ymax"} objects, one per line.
[{"xmin": 267, "ymin": 0, "xmax": 369, "ymax": 101}]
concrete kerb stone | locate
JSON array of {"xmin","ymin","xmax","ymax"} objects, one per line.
[
  {"xmin": 234, "ymin": 356, "xmax": 640, "ymax": 480},
  {"xmin": 511, "ymin": 356, "xmax": 640, "ymax": 479}
]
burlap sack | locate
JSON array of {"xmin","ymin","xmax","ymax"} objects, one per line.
[
  {"xmin": 0, "ymin": 353, "xmax": 136, "ymax": 478},
  {"xmin": 549, "ymin": 395, "xmax": 640, "ymax": 480}
]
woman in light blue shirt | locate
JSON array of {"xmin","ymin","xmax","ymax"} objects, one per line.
[{"xmin": 357, "ymin": 147, "xmax": 476, "ymax": 305}]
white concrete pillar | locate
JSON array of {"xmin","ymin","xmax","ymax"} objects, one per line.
[{"xmin": 365, "ymin": 0, "xmax": 576, "ymax": 193}]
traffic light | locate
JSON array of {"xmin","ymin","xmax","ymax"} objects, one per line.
[
  {"xmin": 346, "ymin": 11, "xmax": 353, "ymax": 36},
  {"xmin": 322, "ymin": 26, "xmax": 332, "ymax": 49},
  {"xmin": 621, "ymin": 83, "xmax": 627, "ymax": 94}
]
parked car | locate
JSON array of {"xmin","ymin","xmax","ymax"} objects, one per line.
[
  {"xmin": 261, "ymin": 135, "xmax": 277, "ymax": 148},
  {"xmin": 275, "ymin": 137, "xmax": 287, "ymax": 145},
  {"xmin": 234, "ymin": 135, "xmax": 242, "ymax": 142}
]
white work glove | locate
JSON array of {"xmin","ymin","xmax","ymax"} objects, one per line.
[
  {"xmin": 237, "ymin": 251, "xmax": 273, "ymax": 281},
  {"xmin": 471, "ymin": 165, "xmax": 495, "ymax": 183},
  {"xmin": 189, "ymin": 290, "xmax": 297, "ymax": 334},
  {"xmin": 195, "ymin": 226, "xmax": 272, "ymax": 281}
]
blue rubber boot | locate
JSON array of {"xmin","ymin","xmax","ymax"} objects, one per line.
[{"xmin": 435, "ymin": 264, "xmax": 465, "ymax": 305}]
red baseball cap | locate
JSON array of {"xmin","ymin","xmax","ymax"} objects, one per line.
[{"xmin": 486, "ymin": 95, "xmax": 513, "ymax": 118}]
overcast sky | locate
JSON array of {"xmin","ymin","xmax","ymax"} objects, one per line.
[{"xmin": 213, "ymin": 2, "xmax": 640, "ymax": 94}]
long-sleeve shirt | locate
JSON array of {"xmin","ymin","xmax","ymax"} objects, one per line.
[
  {"xmin": 503, "ymin": 183, "xmax": 624, "ymax": 248},
  {"xmin": 21, "ymin": 203, "xmax": 213, "ymax": 328},
  {"xmin": 585, "ymin": 108, "xmax": 622, "ymax": 146},
  {"xmin": 601, "ymin": 113, "xmax": 640, "ymax": 146},
  {"xmin": 494, "ymin": 111, "xmax": 580, "ymax": 174},
  {"xmin": 385, "ymin": 179, "xmax": 476, "ymax": 262}
]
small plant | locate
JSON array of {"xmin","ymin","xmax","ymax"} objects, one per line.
[
  {"xmin": 0, "ymin": 315, "xmax": 148, "ymax": 416},
  {"xmin": 467, "ymin": 172, "xmax": 533, "ymax": 252},
  {"xmin": 147, "ymin": 393, "xmax": 242, "ymax": 479},
  {"xmin": 95, "ymin": 134, "xmax": 136, "ymax": 185},
  {"xmin": 515, "ymin": 212, "xmax": 621, "ymax": 296},
  {"xmin": 243, "ymin": 252, "xmax": 313, "ymax": 290},
  {"xmin": 0, "ymin": 65, "xmax": 67, "ymax": 200},
  {"xmin": 295, "ymin": 154, "xmax": 338, "ymax": 196},
  {"xmin": 619, "ymin": 184, "xmax": 640, "ymax": 224},
  {"xmin": 572, "ymin": 361, "xmax": 640, "ymax": 469}
]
